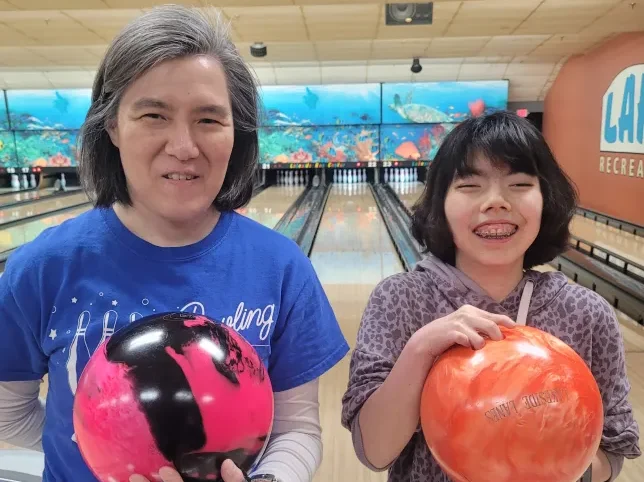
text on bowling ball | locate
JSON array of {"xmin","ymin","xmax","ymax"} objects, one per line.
[{"xmin": 484, "ymin": 388, "xmax": 570, "ymax": 423}]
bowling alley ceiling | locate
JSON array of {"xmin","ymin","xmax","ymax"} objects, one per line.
[{"xmin": 0, "ymin": 0, "xmax": 643, "ymax": 101}]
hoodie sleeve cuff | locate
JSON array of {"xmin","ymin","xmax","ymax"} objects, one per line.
[{"xmin": 604, "ymin": 450, "xmax": 623, "ymax": 482}]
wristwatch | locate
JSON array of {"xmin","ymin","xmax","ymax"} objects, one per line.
[{"xmin": 249, "ymin": 474, "xmax": 280, "ymax": 482}]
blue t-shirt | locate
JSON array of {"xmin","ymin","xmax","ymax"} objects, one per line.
[{"xmin": 0, "ymin": 207, "xmax": 349, "ymax": 481}]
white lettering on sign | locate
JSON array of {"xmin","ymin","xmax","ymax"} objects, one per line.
[{"xmin": 599, "ymin": 156, "xmax": 644, "ymax": 178}]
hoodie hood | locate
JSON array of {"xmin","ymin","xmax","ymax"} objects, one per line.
[{"xmin": 413, "ymin": 254, "xmax": 569, "ymax": 324}]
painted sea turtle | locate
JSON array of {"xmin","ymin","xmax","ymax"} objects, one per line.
[{"xmin": 389, "ymin": 92, "xmax": 453, "ymax": 123}]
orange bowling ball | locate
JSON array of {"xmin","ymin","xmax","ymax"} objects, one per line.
[{"xmin": 420, "ymin": 325, "xmax": 604, "ymax": 482}]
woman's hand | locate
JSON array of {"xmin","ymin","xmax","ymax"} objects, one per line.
[
  {"xmin": 130, "ymin": 467, "xmax": 183, "ymax": 482},
  {"xmin": 220, "ymin": 459, "xmax": 250, "ymax": 482},
  {"xmin": 129, "ymin": 460, "xmax": 248, "ymax": 482}
]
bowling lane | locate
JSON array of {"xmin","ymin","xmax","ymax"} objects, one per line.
[
  {"xmin": 389, "ymin": 181, "xmax": 425, "ymax": 211},
  {"xmin": 0, "ymin": 187, "xmax": 34, "ymax": 195},
  {"xmin": 571, "ymin": 215, "xmax": 644, "ymax": 275},
  {"xmin": 0, "ymin": 192, "xmax": 88, "ymax": 226},
  {"xmin": 0, "ymin": 204, "xmax": 91, "ymax": 255},
  {"xmin": 237, "ymin": 185, "xmax": 305, "ymax": 228},
  {"xmin": 0, "ymin": 187, "xmax": 81, "ymax": 208},
  {"xmin": 310, "ymin": 182, "xmax": 402, "ymax": 482}
]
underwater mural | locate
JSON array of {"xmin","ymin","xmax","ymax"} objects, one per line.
[
  {"xmin": 14, "ymin": 130, "xmax": 78, "ymax": 168},
  {"xmin": 380, "ymin": 123, "xmax": 456, "ymax": 162},
  {"xmin": 0, "ymin": 131, "xmax": 17, "ymax": 167},
  {"xmin": 260, "ymin": 84, "xmax": 381, "ymax": 127},
  {"xmin": 259, "ymin": 125, "xmax": 379, "ymax": 164},
  {"xmin": 6, "ymin": 89, "xmax": 91, "ymax": 130},
  {"xmin": 382, "ymin": 81, "xmax": 508, "ymax": 124},
  {"xmin": 0, "ymin": 80, "xmax": 513, "ymax": 169}
]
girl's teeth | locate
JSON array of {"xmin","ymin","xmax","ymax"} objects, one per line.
[{"xmin": 474, "ymin": 225, "xmax": 518, "ymax": 238}]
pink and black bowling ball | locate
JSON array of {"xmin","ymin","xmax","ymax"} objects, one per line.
[{"xmin": 73, "ymin": 312, "xmax": 274, "ymax": 482}]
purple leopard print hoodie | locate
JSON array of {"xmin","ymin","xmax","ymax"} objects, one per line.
[{"xmin": 341, "ymin": 255, "xmax": 641, "ymax": 482}]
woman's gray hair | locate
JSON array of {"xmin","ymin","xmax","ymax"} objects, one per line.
[{"xmin": 78, "ymin": 4, "xmax": 260, "ymax": 210}]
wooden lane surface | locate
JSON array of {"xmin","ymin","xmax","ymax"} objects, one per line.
[
  {"xmin": 0, "ymin": 205, "xmax": 91, "ymax": 254},
  {"xmin": 310, "ymin": 183, "xmax": 399, "ymax": 482},
  {"xmin": 0, "ymin": 187, "xmax": 80, "ymax": 209},
  {"xmin": 390, "ymin": 181, "xmax": 425, "ymax": 212},
  {"xmin": 570, "ymin": 215, "xmax": 644, "ymax": 278},
  {"xmin": 237, "ymin": 185, "xmax": 306, "ymax": 229},
  {"xmin": 0, "ymin": 192, "xmax": 88, "ymax": 227}
]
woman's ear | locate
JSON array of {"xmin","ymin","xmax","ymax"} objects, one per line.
[{"xmin": 106, "ymin": 118, "xmax": 119, "ymax": 148}]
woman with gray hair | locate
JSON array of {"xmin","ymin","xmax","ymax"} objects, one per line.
[{"xmin": 0, "ymin": 5, "xmax": 348, "ymax": 482}]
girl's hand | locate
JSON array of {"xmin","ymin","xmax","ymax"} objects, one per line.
[
  {"xmin": 129, "ymin": 460, "xmax": 248, "ymax": 482},
  {"xmin": 413, "ymin": 304, "xmax": 516, "ymax": 360}
]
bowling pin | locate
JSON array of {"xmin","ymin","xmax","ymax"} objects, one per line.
[
  {"xmin": 66, "ymin": 310, "xmax": 93, "ymax": 394},
  {"xmin": 100, "ymin": 310, "xmax": 119, "ymax": 345}
]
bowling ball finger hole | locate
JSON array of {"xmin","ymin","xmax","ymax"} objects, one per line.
[{"xmin": 175, "ymin": 451, "xmax": 251, "ymax": 482}]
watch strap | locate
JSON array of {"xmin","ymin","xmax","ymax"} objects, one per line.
[{"xmin": 250, "ymin": 474, "xmax": 280, "ymax": 482}]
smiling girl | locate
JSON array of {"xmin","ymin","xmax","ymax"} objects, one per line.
[{"xmin": 341, "ymin": 111, "xmax": 640, "ymax": 482}]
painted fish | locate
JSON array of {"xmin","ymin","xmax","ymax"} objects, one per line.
[{"xmin": 395, "ymin": 141, "xmax": 421, "ymax": 160}]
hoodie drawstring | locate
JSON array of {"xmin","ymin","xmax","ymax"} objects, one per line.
[{"xmin": 516, "ymin": 280, "xmax": 534, "ymax": 326}]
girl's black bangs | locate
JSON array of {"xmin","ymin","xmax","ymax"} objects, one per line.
[{"xmin": 452, "ymin": 123, "xmax": 541, "ymax": 179}]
